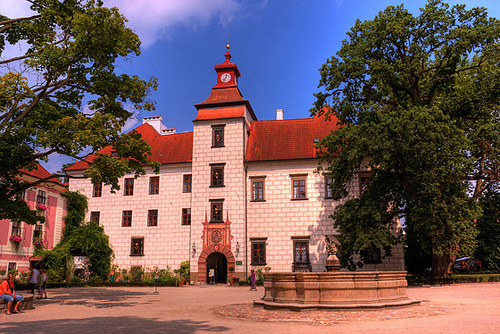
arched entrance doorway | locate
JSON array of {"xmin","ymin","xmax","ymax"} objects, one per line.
[{"xmin": 206, "ymin": 252, "xmax": 227, "ymax": 284}]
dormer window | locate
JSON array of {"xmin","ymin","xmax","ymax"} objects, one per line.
[{"xmin": 212, "ymin": 125, "xmax": 225, "ymax": 148}]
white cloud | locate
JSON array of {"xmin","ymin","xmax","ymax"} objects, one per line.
[
  {"xmin": 104, "ymin": 0, "xmax": 241, "ymax": 47},
  {"xmin": 0, "ymin": 0, "xmax": 34, "ymax": 18},
  {"xmin": 1, "ymin": 0, "xmax": 243, "ymax": 49}
]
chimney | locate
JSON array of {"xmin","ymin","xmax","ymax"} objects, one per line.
[
  {"xmin": 143, "ymin": 116, "xmax": 175, "ymax": 135},
  {"xmin": 276, "ymin": 108, "xmax": 283, "ymax": 120}
]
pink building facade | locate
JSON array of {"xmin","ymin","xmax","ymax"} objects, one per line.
[{"xmin": 0, "ymin": 165, "xmax": 67, "ymax": 273}]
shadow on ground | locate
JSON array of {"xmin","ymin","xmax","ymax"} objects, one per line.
[
  {"xmin": 0, "ymin": 317, "xmax": 229, "ymax": 333},
  {"xmin": 31, "ymin": 287, "xmax": 157, "ymax": 309}
]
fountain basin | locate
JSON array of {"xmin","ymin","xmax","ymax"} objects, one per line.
[{"xmin": 254, "ymin": 271, "xmax": 419, "ymax": 311}]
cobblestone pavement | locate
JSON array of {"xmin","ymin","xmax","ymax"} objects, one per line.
[{"xmin": 0, "ymin": 282, "xmax": 498, "ymax": 334}]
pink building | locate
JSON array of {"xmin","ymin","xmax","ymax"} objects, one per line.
[{"xmin": 0, "ymin": 164, "xmax": 67, "ymax": 273}]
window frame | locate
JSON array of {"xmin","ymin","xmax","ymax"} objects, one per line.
[
  {"xmin": 122, "ymin": 210, "xmax": 132, "ymax": 227},
  {"xmin": 250, "ymin": 176, "xmax": 266, "ymax": 202},
  {"xmin": 183, "ymin": 174, "xmax": 192, "ymax": 193},
  {"xmin": 149, "ymin": 176, "xmax": 160, "ymax": 195},
  {"xmin": 211, "ymin": 124, "xmax": 225, "ymax": 148},
  {"xmin": 325, "ymin": 175, "xmax": 334, "ymax": 199},
  {"xmin": 90, "ymin": 211, "xmax": 100, "ymax": 223},
  {"xmin": 124, "ymin": 178, "xmax": 134, "ymax": 196},
  {"xmin": 92, "ymin": 183, "xmax": 102, "ymax": 198},
  {"xmin": 33, "ymin": 224, "xmax": 43, "ymax": 242},
  {"xmin": 210, "ymin": 199, "xmax": 224, "ymax": 223},
  {"xmin": 37, "ymin": 190, "xmax": 47, "ymax": 204},
  {"xmin": 11, "ymin": 221, "xmax": 21, "ymax": 235},
  {"xmin": 292, "ymin": 237, "xmax": 311, "ymax": 272},
  {"xmin": 130, "ymin": 237, "xmax": 144, "ymax": 256},
  {"xmin": 147, "ymin": 209, "xmax": 158, "ymax": 227},
  {"xmin": 251, "ymin": 239, "xmax": 267, "ymax": 265},
  {"xmin": 290, "ymin": 174, "xmax": 308, "ymax": 200},
  {"xmin": 181, "ymin": 208, "xmax": 191, "ymax": 226},
  {"xmin": 210, "ymin": 164, "xmax": 225, "ymax": 187}
]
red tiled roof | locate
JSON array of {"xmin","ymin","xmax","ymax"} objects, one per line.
[
  {"xmin": 21, "ymin": 163, "xmax": 64, "ymax": 186},
  {"xmin": 65, "ymin": 123, "xmax": 193, "ymax": 171},
  {"xmin": 245, "ymin": 113, "xmax": 342, "ymax": 162},
  {"xmin": 194, "ymin": 106, "xmax": 246, "ymax": 121}
]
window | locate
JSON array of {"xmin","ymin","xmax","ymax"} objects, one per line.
[
  {"xmin": 7, "ymin": 262, "xmax": 16, "ymax": 273},
  {"xmin": 359, "ymin": 173, "xmax": 371, "ymax": 195},
  {"xmin": 37, "ymin": 190, "xmax": 46, "ymax": 204},
  {"xmin": 130, "ymin": 237, "xmax": 144, "ymax": 256},
  {"xmin": 211, "ymin": 164, "xmax": 224, "ymax": 187},
  {"xmin": 291, "ymin": 175, "xmax": 307, "ymax": 200},
  {"xmin": 251, "ymin": 240, "xmax": 266, "ymax": 265},
  {"xmin": 183, "ymin": 174, "xmax": 192, "ymax": 193},
  {"xmin": 182, "ymin": 208, "xmax": 191, "ymax": 226},
  {"xmin": 11, "ymin": 221, "xmax": 21, "ymax": 235},
  {"xmin": 92, "ymin": 183, "xmax": 102, "ymax": 197},
  {"xmin": 149, "ymin": 176, "xmax": 159, "ymax": 195},
  {"xmin": 251, "ymin": 179, "xmax": 265, "ymax": 201},
  {"xmin": 90, "ymin": 211, "xmax": 100, "ymax": 223},
  {"xmin": 148, "ymin": 210, "xmax": 158, "ymax": 227},
  {"xmin": 124, "ymin": 178, "xmax": 134, "ymax": 196},
  {"xmin": 210, "ymin": 200, "xmax": 223, "ymax": 222},
  {"xmin": 361, "ymin": 248, "xmax": 382, "ymax": 264},
  {"xmin": 212, "ymin": 125, "xmax": 225, "ymax": 147},
  {"xmin": 325, "ymin": 175, "xmax": 334, "ymax": 199},
  {"xmin": 292, "ymin": 238, "xmax": 310, "ymax": 272},
  {"xmin": 122, "ymin": 210, "xmax": 132, "ymax": 227},
  {"xmin": 33, "ymin": 224, "xmax": 43, "ymax": 241}
]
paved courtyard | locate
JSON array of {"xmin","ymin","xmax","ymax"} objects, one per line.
[{"xmin": 1, "ymin": 282, "xmax": 499, "ymax": 333}]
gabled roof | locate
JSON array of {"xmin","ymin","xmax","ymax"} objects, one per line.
[
  {"xmin": 65, "ymin": 123, "xmax": 193, "ymax": 171},
  {"xmin": 20, "ymin": 163, "xmax": 66, "ymax": 188},
  {"xmin": 245, "ymin": 113, "xmax": 341, "ymax": 162}
]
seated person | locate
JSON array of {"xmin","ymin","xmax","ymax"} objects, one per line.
[{"xmin": 0, "ymin": 273, "xmax": 24, "ymax": 315}]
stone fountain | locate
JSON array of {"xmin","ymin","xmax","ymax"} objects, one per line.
[{"xmin": 254, "ymin": 240, "xmax": 419, "ymax": 311}]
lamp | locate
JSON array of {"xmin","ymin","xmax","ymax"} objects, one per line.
[
  {"xmin": 236, "ymin": 242, "xmax": 240, "ymax": 254},
  {"xmin": 191, "ymin": 242, "xmax": 196, "ymax": 257}
]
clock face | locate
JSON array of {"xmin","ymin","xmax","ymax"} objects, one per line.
[{"xmin": 221, "ymin": 73, "xmax": 231, "ymax": 83}]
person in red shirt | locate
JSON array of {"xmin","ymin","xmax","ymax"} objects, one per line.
[{"xmin": 0, "ymin": 273, "xmax": 24, "ymax": 315}]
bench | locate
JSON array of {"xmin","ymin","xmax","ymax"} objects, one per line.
[{"xmin": 0, "ymin": 295, "xmax": 34, "ymax": 313}]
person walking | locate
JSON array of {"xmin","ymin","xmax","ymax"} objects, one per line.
[
  {"xmin": 28, "ymin": 266, "xmax": 40, "ymax": 295},
  {"xmin": 38, "ymin": 269, "xmax": 48, "ymax": 299},
  {"xmin": 0, "ymin": 273, "xmax": 25, "ymax": 315},
  {"xmin": 249, "ymin": 269, "xmax": 257, "ymax": 291}
]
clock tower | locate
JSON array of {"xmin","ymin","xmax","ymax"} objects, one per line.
[
  {"xmin": 191, "ymin": 46, "xmax": 257, "ymax": 284},
  {"xmin": 213, "ymin": 44, "xmax": 240, "ymax": 89}
]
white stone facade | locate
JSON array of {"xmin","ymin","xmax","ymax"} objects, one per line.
[{"xmin": 66, "ymin": 51, "xmax": 404, "ymax": 283}]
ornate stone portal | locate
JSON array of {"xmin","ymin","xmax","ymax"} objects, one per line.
[
  {"xmin": 254, "ymin": 271, "xmax": 419, "ymax": 311},
  {"xmin": 197, "ymin": 213, "xmax": 235, "ymax": 283}
]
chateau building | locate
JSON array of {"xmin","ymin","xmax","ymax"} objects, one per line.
[
  {"xmin": 66, "ymin": 47, "xmax": 403, "ymax": 283},
  {"xmin": 0, "ymin": 164, "xmax": 67, "ymax": 273}
]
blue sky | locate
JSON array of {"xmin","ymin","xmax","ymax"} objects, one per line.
[{"xmin": 2, "ymin": 0, "xmax": 500, "ymax": 173}]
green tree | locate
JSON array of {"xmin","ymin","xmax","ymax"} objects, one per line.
[
  {"xmin": 313, "ymin": 0, "xmax": 500, "ymax": 278},
  {"xmin": 36, "ymin": 190, "xmax": 113, "ymax": 279},
  {"xmin": 476, "ymin": 185, "xmax": 500, "ymax": 272},
  {"xmin": 0, "ymin": 0, "xmax": 159, "ymax": 225}
]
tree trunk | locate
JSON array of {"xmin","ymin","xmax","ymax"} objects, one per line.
[{"xmin": 431, "ymin": 251, "xmax": 452, "ymax": 279}]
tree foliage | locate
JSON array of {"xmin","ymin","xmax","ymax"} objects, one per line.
[
  {"xmin": 475, "ymin": 184, "xmax": 500, "ymax": 272},
  {"xmin": 313, "ymin": 0, "xmax": 500, "ymax": 277},
  {"xmin": 0, "ymin": 0, "xmax": 159, "ymax": 225},
  {"xmin": 36, "ymin": 190, "xmax": 113, "ymax": 279}
]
